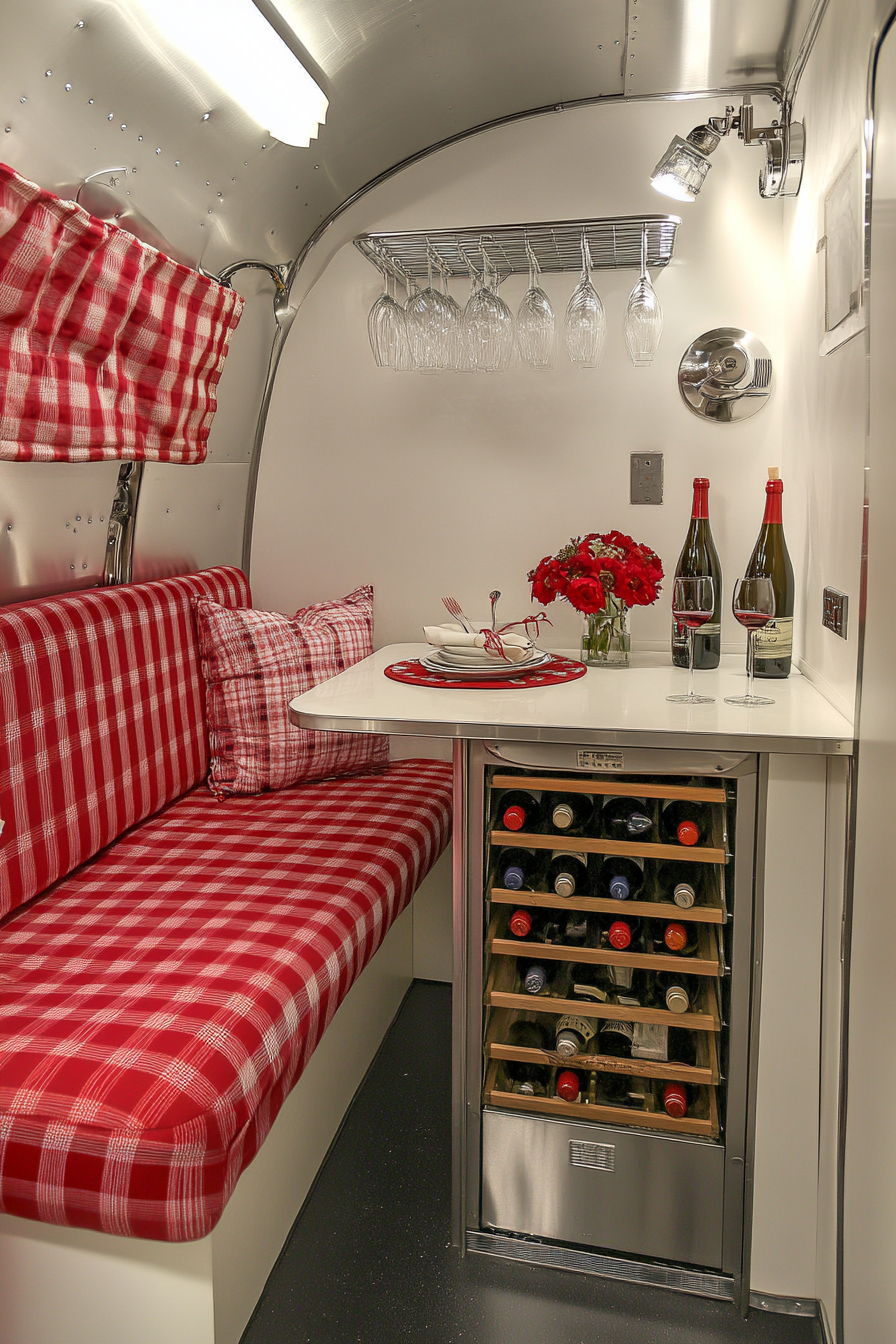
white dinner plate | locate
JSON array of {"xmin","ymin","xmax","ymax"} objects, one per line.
[{"xmin": 420, "ymin": 650, "xmax": 552, "ymax": 678}]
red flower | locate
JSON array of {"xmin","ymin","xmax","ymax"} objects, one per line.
[{"xmin": 566, "ymin": 575, "xmax": 606, "ymax": 614}]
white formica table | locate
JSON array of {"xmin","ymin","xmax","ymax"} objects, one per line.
[{"xmin": 289, "ymin": 645, "xmax": 854, "ymax": 756}]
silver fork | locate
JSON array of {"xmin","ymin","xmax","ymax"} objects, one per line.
[{"xmin": 441, "ymin": 596, "xmax": 476, "ymax": 633}]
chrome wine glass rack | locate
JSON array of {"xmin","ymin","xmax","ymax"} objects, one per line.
[{"xmin": 354, "ymin": 214, "xmax": 681, "ymax": 288}]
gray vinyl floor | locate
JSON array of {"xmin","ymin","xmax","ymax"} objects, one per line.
[{"xmin": 242, "ymin": 981, "xmax": 819, "ymax": 1344}]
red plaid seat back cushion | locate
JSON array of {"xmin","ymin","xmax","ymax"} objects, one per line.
[
  {"xmin": 194, "ymin": 585, "xmax": 389, "ymax": 796},
  {"xmin": 0, "ymin": 567, "xmax": 251, "ymax": 919}
]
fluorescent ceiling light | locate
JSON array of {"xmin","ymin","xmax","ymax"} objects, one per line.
[{"xmin": 132, "ymin": 0, "xmax": 328, "ymax": 147}]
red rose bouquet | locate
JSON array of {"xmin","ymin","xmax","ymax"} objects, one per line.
[{"xmin": 528, "ymin": 531, "xmax": 663, "ymax": 666}]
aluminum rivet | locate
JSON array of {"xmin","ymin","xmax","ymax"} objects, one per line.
[
  {"xmin": 155, "ymin": 147, "xmax": 161, "ymax": 154},
  {"xmin": 120, "ymin": 124, "xmax": 127, "ymax": 131},
  {"xmin": 6, "ymin": 523, "xmax": 11, "ymax": 531},
  {"xmin": 138, "ymin": 135, "xmax": 143, "ymax": 141},
  {"xmin": 65, "ymin": 83, "xmax": 72, "ymax": 91},
  {"xmin": 76, "ymin": 19, "xmax": 85, "ymax": 28},
  {"xmin": 208, "ymin": 208, "xmax": 212, "ymax": 214},
  {"xmin": 202, "ymin": 112, "xmax": 210, "ymax": 120},
  {"xmin": 4, "ymin": 128, "xmax": 10, "ymax": 134},
  {"xmin": 174, "ymin": 160, "xmax": 180, "ymax": 166},
  {"xmin": 100, "ymin": 516, "xmax": 104, "ymax": 522},
  {"xmin": 45, "ymin": 70, "xmax": 52, "ymax": 78},
  {"xmin": 76, "ymin": 515, "xmax": 81, "ymax": 521},
  {"xmin": 217, "ymin": 191, "xmax": 222, "ymax": 196},
  {"xmin": 66, "ymin": 522, "xmax": 70, "ymax": 528},
  {"xmin": 70, "ymin": 564, "xmax": 75, "ymax": 570},
  {"xmin": 107, "ymin": 113, "xmax": 114, "ymax": 120},
  {"xmin": 20, "ymin": 97, "xmax": 26, "ymax": 104},
  {"xmin": 206, "ymin": 180, "xmax": 210, "ymax": 186},
  {"xmin": 88, "ymin": 99, "xmax": 94, "ymax": 105},
  {"xmin": 82, "ymin": 563, "xmax": 88, "ymax": 569}
]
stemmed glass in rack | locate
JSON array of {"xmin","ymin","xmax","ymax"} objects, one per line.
[
  {"xmin": 367, "ymin": 267, "xmax": 411, "ymax": 371},
  {"xmin": 405, "ymin": 254, "xmax": 458, "ymax": 372},
  {"xmin": 565, "ymin": 235, "xmax": 606, "ymax": 369},
  {"xmin": 725, "ymin": 578, "xmax": 776, "ymax": 706},
  {"xmin": 516, "ymin": 244, "xmax": 555, "ymax": 370},
  {"xmin": 666, "ymin": 576, "xmax": 716, "ymax": 704},
  {"xmin": 623, "ymin": 225, "xmax": 663, "ymax": 366},
  {"xmin": 463, "ymin": 251, "xmax": 514, "ymax": 373}
]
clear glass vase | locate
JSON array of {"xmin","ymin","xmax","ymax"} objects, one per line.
[{"xmin": 581, "ymin": 600, "xmax": 631, "ymax": 668}]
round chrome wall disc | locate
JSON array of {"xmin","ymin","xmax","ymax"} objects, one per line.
[{"xmin": 678, "ymin": 327, "xmax": 774, "ymax": 423}]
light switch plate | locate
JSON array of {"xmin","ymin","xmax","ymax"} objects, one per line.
[
  {"xmin": 823, "ymin": 587, "xmax": 848, "ymax": 639},
  {"xmin": 630, "ymin": 453, "xmax": 663, "ymax": 505}
]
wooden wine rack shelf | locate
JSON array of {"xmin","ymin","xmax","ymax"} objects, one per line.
[
  {"xmin": 489, "ymin": 919, "xmax": 721, "ymax": 977},
  {"xmin": 484, "ymin": 954, "xmax": 722, "ymax": 1031},
  {"xmin": 484, "ymin": 1060, "xmax": 720, "ymax": 1139},
  {"xmin": 486, "ymin": 1008, "xmax": 720, "ymax": 1086},
  {"xmin": 490, "ymin": 830, "xmax": 727, "ymax": 865},
  {"xmin": 490, "ymin": 886, "xmax": 726, "ymax": 926},
  {"xmin": 490, "ymin": 775, "xmax": 727, "ymax": 804}
]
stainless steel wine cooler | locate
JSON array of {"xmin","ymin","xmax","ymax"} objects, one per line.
[{"xmin": 452, "ymin": 741, "xmax": 760, "ymax": 1307}]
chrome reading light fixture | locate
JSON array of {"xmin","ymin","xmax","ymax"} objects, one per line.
[{"xmin": 651, "ymin": 98, "xmax": 804, "ymax": 201}]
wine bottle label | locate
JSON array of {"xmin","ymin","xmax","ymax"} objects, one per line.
[
  {"xmin": 600, "ymin": 1020, "xmax": 634, "ymax": 1043},
  {"xmin": 551, "ymin": 850, "xmax": 587, "ymax": 864},
  {"xmin": 616, "ymin": 994, "xmax": 640, "ymax": 1007},
  {"xmin": 609, "ymin": 965, "xmax": 634, "ymax": 989},
  {"xmin": 631, "ymin": 1023, "xmax": 669, "ymax": 1060},
  {"xmin": 753, "ymin": 617, "xmax": 793, "ymax": 657},
  {"xmin": 557, "ymin": 1015, "xmax": 596, "ymax": 1044},
  {"xmin": 573, "ymin": 982, "xmax": 609, "ymax": 1002}
]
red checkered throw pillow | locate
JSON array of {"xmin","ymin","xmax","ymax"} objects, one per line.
[{"xmin": 194, "ymin": 585, "xmax": 388, "ymax": 796}]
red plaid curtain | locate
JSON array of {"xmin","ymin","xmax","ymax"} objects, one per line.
[{"xmin": 0, "ymin": 163, "xmax": 244, "ymax": 464}]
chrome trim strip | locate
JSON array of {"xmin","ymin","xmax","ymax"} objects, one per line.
[
  {"xmin": 450, "ymin": 740, "xmax": 470, "ymax": 1250},
  {"xmin": 291, "ymin": 710, "xmax": 854, "ymax": 758},
  {"xmin": 749, "ymin": 1291, "xmax": 818, "ymax": 1317},
  {"xmin": 466, "ymin": 1230, "xmax": 734, "ymax": 1300}
]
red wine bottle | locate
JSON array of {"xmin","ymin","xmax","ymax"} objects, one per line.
[
  {"xmin": 745, "ymin": 468, "xmax": 795, "ymax": 678},
  {"xmin": 508, "ymin": 908, "xmax": 535, "ymax": 938},
  {"xmin": 663, "ymin": 1081, "xmax": 689, "ymax": 1118},
  {"xmin": 672, "ymin": 477, "xmax": 722, "ymax": 670},
  {"xmin": 496, "ymin": 789, "xmax": 542, "ymax": 832},
  {"xmin": 556, "ymin": 1069, "xmax": 582, "ymax": 1101},
  {"xmin": 660, "ymin": 799, "xmax": 710, "ymax": 847}
]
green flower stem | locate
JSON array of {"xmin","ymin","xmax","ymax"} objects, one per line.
[{"xmin": 582, "ymin": 597, "xmax": 631, "ymax": 667}]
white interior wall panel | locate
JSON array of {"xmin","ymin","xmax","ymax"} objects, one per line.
[
  {"xmin": 842, "ymin": 15, "xmax": 896, "ymax": 1344},
  {"xmin": 0, "ymin": 461, "xmax": 120, "ymax": 605},
  {"xmin": 782, "ymin": 0, "xmax": 876, "ymax": 723},
  {"xmin": 251, "ymin": 98, "xmax": 786, "ymax": 658}
]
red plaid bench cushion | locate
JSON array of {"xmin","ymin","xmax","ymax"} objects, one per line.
[
  {"xmin": 0, "ymin": 567, "xmax": 251, "ymax": 919},
  {"xmin": 0, "ymin": 758, "xmax": 452, "ymax": 1241}
]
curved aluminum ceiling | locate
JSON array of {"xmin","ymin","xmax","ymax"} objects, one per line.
[{"xmin": 1, "ymin": 0, "xmax": 816, "ymax": 273}]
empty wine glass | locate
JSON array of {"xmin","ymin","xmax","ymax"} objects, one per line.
[
  {"xmin": 624, "ymin": 225, "xmax": 663, "ymax": 366},
  {"xmin": 667, "ymin": 577, "xmax": 716, "ymax": 704},
  {"xmin": 464, "ymin": 253, "xmax": 514, "ymax": 373},
  {"xmin": 517, "ymin": 246, "xmax": 555, "ymax": 369},
  {"xmin": 367, "ymin": 269, "xmax": 411, "ymax": 370},
  {"xmin": 565, "ymin": 236, "xmax": 606, "ymax": 369},
  {"xmin": 438, "ymin": 267, "xmax": 464, "ymax": 370},
  {"xmin": 406, "ymin": 257, "xmax": 456, "ymax": 372},
  {"xmin": 725, "ymin": 578, "xmax": 776, "ymax": 706}
]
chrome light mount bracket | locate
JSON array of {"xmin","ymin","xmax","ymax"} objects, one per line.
[
  {"xmin": 678, "ymin": 327, "xmax": 774, "ymax": 424},
  {"xmin": 736, "ymin": 96, "xmax": 804, "ymax": 199}
]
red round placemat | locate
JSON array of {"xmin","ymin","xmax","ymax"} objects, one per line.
[{"xmin": 384, "ymin": 655, "xmax": 587, "ymax": 689}]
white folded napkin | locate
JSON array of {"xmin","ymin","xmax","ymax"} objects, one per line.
[{"xmin": 423, "ymin": 625, "xmax": 533, "ymax": 663}]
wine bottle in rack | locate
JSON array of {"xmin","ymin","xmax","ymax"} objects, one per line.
[
  {"xmin": 599, "ymin": 1074, "xmax": 648, "ymax": 1109},
  {"xmin": 548, "ymin": 792, "xmax": 595, "ymax": 836},
  {"xmin": 548, "ymin": 850, "xmax": 590, "ymax": 898},
  {"xmin": 555, "ymin": 1014, "xmax": 597, "ymax": 1058},
  {"xmin": 559, "ymin": 911, "xmax": 590, "ymax": 947},
  {"xmin": 657, "ymin": 920, "xmax": 699, "ymax": 956},
  {"xmin": 672, "ymin": 477, "xmax": 722, "ymax": 670},
  {"xmin": 521, "ymin": 961, "xmax": 549, "ymax": 994},
  {"xmin": 597, "ymin": 914, "xmax": 641, "ymax": 951},
  {"xmin": 508, "ymin": 908, "xmax": 535, "ymax": 938},
  {"xmin": 661, "ymin": 798, "xmax": 711, "ymax": 847},
  {"xmin": 496, "ymin": 789, "xmax": 543, "ymax": 832},
  {"xmin": 744, "ymin": 468, "xmax": 795, "ymax": 678},
  {"xmin": 602, "ymin": 795, "xmax": 654, "ymax": 838},
  {"xmin": 598, "ymin": 1020, "xmax": 635, "ymax": 1058},
  {"xmin": 656, "ymin": 859, "xmax": 704, "ymax": 908},
  {"xmin": 556, "ymin": 1070, "xmax": 582, "ymax": 1102},
  {"xmin": 662, "ymin": 1081, "xmax": 689, "ymax": 1118},
  {"xmin": 506, "ymin": 1021, "xmax": 552, "ymax": 1094},
  {"xmin": 654, "ymin": 970, "xmax": 697, "ymax": 1014},
  {"xmin": 598, "ymin": 855, "xmax": 644, "ymax": 900},
  {"xmin": 497, "ymin": 847, "xmax": 543, "ymax": 891},
  {"xmin": 667, "ymin": 1027, "xmax": 698, "ymax": 1067}
]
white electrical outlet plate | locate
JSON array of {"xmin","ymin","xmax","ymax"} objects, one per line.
[{"xmin": 630, "ymin": 453, "xmax": 663, "ymax": 504}]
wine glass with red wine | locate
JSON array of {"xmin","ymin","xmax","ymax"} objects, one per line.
[
  {"xmin": 667, "ymin": 577, "xmax": 716, "ymax": 703},
  {"xmin": 725, "ymin": 577, "xmax": 776, "ymax": 706}
]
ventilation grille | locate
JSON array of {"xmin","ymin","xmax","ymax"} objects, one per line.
[
  {"xmin": 569, "ymin": 1140, "xmax": 615, "ymax": 1171},
  {"xmin": 466, "ymin": 1231, "xmax": 734, "ymax": 1301}
]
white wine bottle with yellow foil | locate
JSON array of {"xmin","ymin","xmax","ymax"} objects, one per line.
[{"xmin": 745, "ymin": 468, "xmax": 795, "ymax": 678}]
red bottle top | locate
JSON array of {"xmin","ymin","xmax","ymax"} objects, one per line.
[
  {"xmin": 509, "ymin": 909, "xmax": 533, "ymax": 938},
  {"xmin": 556, "ymin": 1070, "xmax": 581, "ymax": 1102},
  {"xmin": 609, "ymin": 919, "xmax": 633, "ymax": 950},
  {"xmin": 691, "ymin": 477, "xmax": 710, "ymax": 520},
  {"xmin": 677, "ymin": 820, "xmax": 700, "ymax": 846},
  {"xmin": 664, "ymin": 922, "xmax": 689, "ymax": 952},
  {"xmin": 503, "ymin": 806, "xmax": 526, "ymax": 831},
  {"xmin": 763, "ymin": 476, "xmax": 784, "ymax": 525},
  {"xmin": 663, "ymin": 1082, "xmax": 688, "ymax": 1118}
]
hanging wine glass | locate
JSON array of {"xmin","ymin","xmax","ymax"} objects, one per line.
[
  {"xmin": 437, "ymin": 261, "xmax": 464, "ymax": 370},
  {"xmin": 367, "ymin": 268, "xmax": 410, "ymax": 370},
  {"xmin": 565, "ymin": 235, "xmax": 606, "ymax": 369},
  {"xmin": 516, "ymin": 243, "xmax": 555, "ymax": 370},
  {"xmin": 463, "ymin": 250, "xmax": 514, "ymax": 373},
  {"xmin": 406, "ymin": 254, "xmax": 455, "ymax": 372},
  {"xmin": 624, "ymin": 225, "xmax": 664, "ymax": 366}
]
